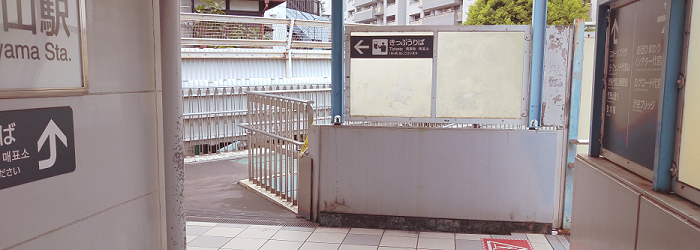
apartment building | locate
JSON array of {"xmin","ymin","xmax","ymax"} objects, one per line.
[{"xmin": 347, "ymin": 0, "xmax": 477, "ymax": 25}]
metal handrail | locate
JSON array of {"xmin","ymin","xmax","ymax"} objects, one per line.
[
  {"xmin": 569, "ymin": 139, "xmax": 590, "ymax": 145},
  {"xmin": 183, "ymin": 110, "xmax": 247, "ymax": 117},
  {"xmin": 246, "ymin": 91, "xmax": 316, "ymax": 104},
  {"xmin": 182, "ymin": 84, "xmax": 330, "ymax": 156},
  {"xmin": 238, "ymin": 124, "xmax": 304, "ymax": 146},
  {"xmin": 181, "ymin": 38, "xmax": 287, "ymax": 47},
  {"xmin": 181, "ymin": 12, "xmax": 291, "ymax": 25},
  {"xmin": 242, "ymin": 89, "xmax": 317, "ymax": 205},
  {"xmin": 256, "ymin": 88, "xmax": 331, "ymax": 94}
]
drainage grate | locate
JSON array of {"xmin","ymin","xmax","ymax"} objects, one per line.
[{"xmin": 186, "ymin": 216, "xmax": 319, "ymax": 228}]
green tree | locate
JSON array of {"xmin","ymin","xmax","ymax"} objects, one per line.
[
  {"xmin": 547, "ymin": 0, "xmax": 590, "ymax": 25},
  {"xmin": 463, "ymin": 0, "xmax": 589, "ymax": 25},
  {"xmin": 195, "ymin": 0, "xmax": 225, "ymax": 14}
]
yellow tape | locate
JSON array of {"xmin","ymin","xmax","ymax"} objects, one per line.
[
  {"xmin": 299, "ymin": 118, "xmax": 314, "ymax": 157},
  {"xmin": 299, "ymin": 137, "xmax": 309, "ymax": 157}
]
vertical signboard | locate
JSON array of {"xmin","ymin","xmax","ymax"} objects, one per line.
[
  {"xmin": 0, "ymin": 0, "xmax": 87, "ymax": 98},
  {"xmin": 601, "ymin": 0, "xmax": 669, "ymax": 174}
]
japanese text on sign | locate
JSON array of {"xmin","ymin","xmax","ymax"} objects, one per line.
[
  {"xmin": 0, "ymin": 107, "xmax": 76, "ymax": 190},
  {"xmin": 0, "ymin": 0, "xmax": 84, "ymax": 92},
  {"xmin": 350, "ymin": 35, "xmax": 434, "ymax": 59},
  {"xmin": 1, "ymin": 0, "xmax": 73, "ymax": 61},
  {"xmin": 0, "ymin": 121, "xmax": 31, "ymax": 179},
  {"xmin": 601, "ymin": 0, "xmax": 669, "ymax": 170}
]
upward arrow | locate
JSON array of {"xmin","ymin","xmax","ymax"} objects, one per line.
[{"xmin": 38, "ymin": 119, "xmax": 68, "ymax": 170}]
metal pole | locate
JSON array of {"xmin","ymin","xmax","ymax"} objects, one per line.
[
  {"xmin": 331, "ymin": 0, "xmax": 344, "ymax": 123},
  {"xmin": 562, "ymin": 19, "xmax": 586, "ymax": 230},
  {"xmin": 160, "ymin": 0, "xmax": 185, "ymax": 249},
  {"xmin": 286, "ymin": 19, "xmax": 295, "ymax": 78},
  {"xmin": 528, "ymin": 0, "xmax": 547, "ymax": 128},
  {"xmin": 589, "ymin": 4, "xmax": 609, "ymax": 157},
  {"xmin": 653, "ymin": 0, "xmax": 685, "ymax": 192}
]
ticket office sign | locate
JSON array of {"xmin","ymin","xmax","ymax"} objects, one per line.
[
  {"xmin": 350, "ymin": 35, "xmax": 434, "ymax": 59},
  {"xmin": 0, "ymin": 0, "xmax": 87, "ymax": 98},
  {"xmin": 0, "ymin": 107, "xmax": 76, "ymax": 190}
]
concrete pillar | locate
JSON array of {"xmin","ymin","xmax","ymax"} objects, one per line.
[
  {"xmin": 160, "ymin": 0, "xmax": 186, "ymax": 249},
  {"xmin": 397, "ymin": 0, "xmax": 407, "ymax": 25}
]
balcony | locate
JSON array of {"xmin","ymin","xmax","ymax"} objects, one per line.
[
  {"xmin": 420, "ymin": 11, "xmax": 458, "ymax": 25},
  {"xmin": 353, "ymin": 0, "xmax": 376, "ymax": 8},
  {"xmin": 374, "ymin": 5, "xmax": 383, "ymax": 16},
  {"xmin": 353, "ymin": 7, "xmax": 377, "ymax": 22},
  {"xmin": 287, "ymin": 0, "xmax": 322, "ymax": 15},
  {"xmin": 420, "ymin": 0, "xmax": 461, "ymax": 11},
  {"xmin": 384, "ymin": 3, "xmax": 397, "ymax": 16}
]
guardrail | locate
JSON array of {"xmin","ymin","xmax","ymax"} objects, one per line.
[
  {"xmin": 182, "ymin": 84, "xmax": 330, "ymax": 156},
  {"xmin": 180, "ymin": 13, "xmax": 373, "ymax": 77},
  {"xmin": 181, "ymin": 13, "xmax": 332, "ymax": 48},
  {"xmin": 241, "ymin": 91, "xmax": 317, "ymax": 205}
]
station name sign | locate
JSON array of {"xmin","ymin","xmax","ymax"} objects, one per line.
[
  {"xmin": 0, "ymin": 0, "xmax": 86, "ymax": 96},
  {"xmin": 350, "ymin": 35, "xmax": 434, "ymax": 58}
]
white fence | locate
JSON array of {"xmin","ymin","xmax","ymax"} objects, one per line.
[
  {"xmin": 183, "ymin": 82, "xmax": 330, "ymax": 156},
  {"xmin": 239, "ymin": 91, "xmax": 317, "ymax": 205},
  {"xmin": 180, "ymin": 13, "xmax": 342, "ymax": 79},
  {"xmin": 179, "ymin": 12, "xmax": 342, "ymax": 156}
]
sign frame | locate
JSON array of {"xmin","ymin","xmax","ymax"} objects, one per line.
[
  {"xmin": 0, "ymin": 0, "xmax": 89, "ymax": 99},
  {"xmin": 672, "ymin": 0, "xmax": 700, "ymax": 205},
  {"xmin": 343, "ymin": 25, "xmax": 532, "ymax": 125},
  {"xmin": 599, "ymin": 0, "xmax": 673, "ymax": 180}
]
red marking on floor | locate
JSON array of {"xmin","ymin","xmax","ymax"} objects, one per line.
[{"xmin": 482, "ymin": 238, "xmax": 533, "ymax": 250}]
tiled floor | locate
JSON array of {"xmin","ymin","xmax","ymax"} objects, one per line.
[{"xmin": 186, "ymin": 221, "xmax": 569, "ymax": 250}]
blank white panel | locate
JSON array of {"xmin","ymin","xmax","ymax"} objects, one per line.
[
  {"xmin": 678, "ymin": 1, "xmax": 700, "ymax": 189},
  {"xmin": 350, "ymin": 58, "xmax": 433, "ymax": 117},
  {"xmin": 435, "ymin": 32, "xmax": 525, "ymax": 119}
]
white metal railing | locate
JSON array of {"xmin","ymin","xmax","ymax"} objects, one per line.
[
  {"xmin": 180, "ymin": 13, "xmax": 368, "ymax": 76},
  {"xmin": 182, "ymin": 83, "xmax": 330, "ymax": 156},
  {"xmin": 421, "ymin": 8, "xmax": 454, "ymax": 20},
  {"xmin": 343, "ymin": 122, "xmax": 561, "ymax": 130},
  {"xmin": 240, "ymin": 91, "xmax": 317, "ymax": 205},
  {"xmin": 181, "ymin": 13, "xmax": 331, "ymax": 47}
]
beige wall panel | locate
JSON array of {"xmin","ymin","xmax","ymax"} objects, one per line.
[
  {"xmin": 350, "ymin": 58, "xmax": 433, "ymax": 117},
  {"xmin": 678, "ymin": 1, "xmax": 700, "ymax": 189},
  {"xmin": 436, "ymin": 32, "xmax": 525, "ymax": 119}
]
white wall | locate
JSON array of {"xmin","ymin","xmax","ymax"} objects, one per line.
[
  {"xmin": 0, "ymin": 0, "xmax": 167, "ymax": 249},
  {"xmin": 308, "ymin": 126, "xmax": 560, "ymax": 224},
  {"xmin": 577, "ymin": 36, "xmax": 596, "ymax": 154}
]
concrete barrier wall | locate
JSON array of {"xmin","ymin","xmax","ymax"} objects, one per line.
[
  {"xmin": 0, "ymin": 1, "xmax": 166, "ymax": 249},
  {"xmin": 571, "ymin": 156, "xmax": 700, "ymax": 249},
  {"xmin": 307, "ymin": 125, "xmax": 560, "ymax": 228}
]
